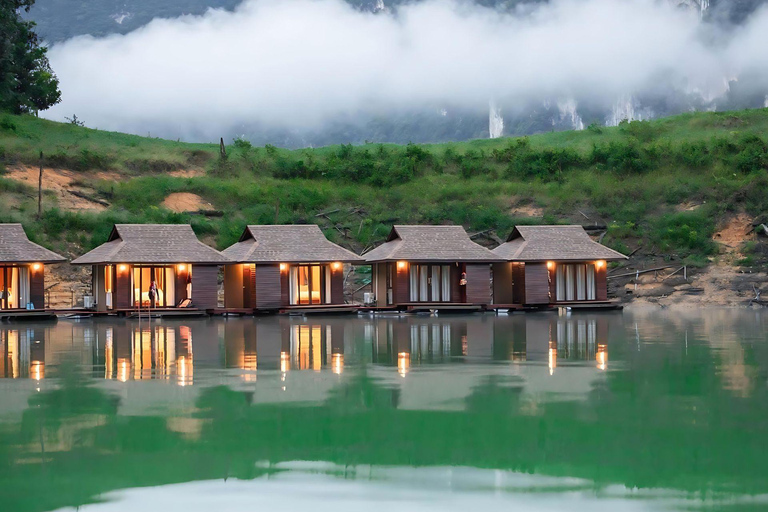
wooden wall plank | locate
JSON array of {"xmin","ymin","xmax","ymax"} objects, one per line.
[
  {"xmin": 465, "ymin": 264, "xmax": 491, "ymax": 305},
  {"xmin": 394, "ymin": 262, "xmax": 409, "ymax": 305},
  {"xmin": 254, "ymin": 264, "xmax": 282, "ymax": 309},
  {"xmin": 191, "ymin": 265, "xmax": 218, "ymax": 310},
  {"xmin": 330, "ymin": 265, "xmax": 344, "ymax": 304},
  {"xmin": 29, "ymin": 265, "xmax": 44, "ymax": 309},
  {"xmin": 492, "ymin": 262, "xmax": 514, "ymax": 304},
  {"xmin": 524, "ymin": 263, "xmax": 550, "ymax": 304},
  {"xmin": 115, "ymin": 265, "xmax": 132, "ymax": 309},
  {"xmin": 596, "ymin": 265, "xmax": 608, "ymax": 301}
]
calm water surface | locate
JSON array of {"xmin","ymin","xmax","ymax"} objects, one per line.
[{"xmin": 1, "ymin": 309, "xmax": 767, "ymax": 511}]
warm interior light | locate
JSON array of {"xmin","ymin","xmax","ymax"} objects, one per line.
[
  {"xmin": 332, "ymin": 262, "xmax": 342, "ymax": 271},
  {"xmin": 177, "ymin": 264, "xmax": 186, "ymax": 272},
  {"xmin": 548, "ymin": 342, "xmax": 557, "ymax": 376},
  {"xmin": 119, "ymin": 264, "xmax": 128, "ymax": 272},
  {"xmin": 30, "ymin": 360, "xmax": 44, "ymax": 381},
  {"xmin": 279, "ymin": 263, "xmax": 288, "ymax": 272},
  {"xmin": 397, "ymin": 351, "xmax": 410, "ymax": 377},
  {"xmin": 596, "ymin": 344, "xmax": 608, "ymax": 371},
  {"xmin": 280, "ymin": 351, "xmax": 291, "ymax": 372},
  {"xmin": 396, "ymin": 261, "xmax": 407, "ymax": 270},
  {"xmin": 546, "ymin": 261, "xmax": 555, "ymax": 270},
  {"xmin": 32, "ymin": 263, "xmax": 42, "ymax": 271},
  {"xmin": 332, "ymin": 353, "xmax": 344, "ymax": 375},
  {"xmin": 595, "ymin": 260, "xmax": 606, "ymax": 269},
  {"xmin": 117, "ymin": 358, "xmax": 130, "ymax": 382}
]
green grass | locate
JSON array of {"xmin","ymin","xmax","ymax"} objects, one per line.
[{"xmin": 1, "ymin": 109, "xmax": 768, "ymax": 260}]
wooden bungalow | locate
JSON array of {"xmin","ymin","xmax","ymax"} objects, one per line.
[
  {"xmin": 222, "ymin": 225, "xmax": 363, "ymax": 312},
  {"xmin": 0, "ymin": 224, "xmax": 65, "ymax": 313},
  {"xmin": 72, "ymin": 224, "xmax": 230, "ymax": 313},
  {"xmin": 363, "ymin": 225, "xmax": 500, "ymax": 311},
  {"xmin": 492, "ymin": 225, "xmax": 627, "ymax": 307}
]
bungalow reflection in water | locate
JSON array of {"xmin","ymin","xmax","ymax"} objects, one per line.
[{"xmin": 0, "ymin": 315, "xmax": 615, "ymax": 390}]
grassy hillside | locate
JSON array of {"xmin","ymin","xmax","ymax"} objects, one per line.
[{"xmin": 1, "ymin": 109, "xmax": 767, "ymax": 268}]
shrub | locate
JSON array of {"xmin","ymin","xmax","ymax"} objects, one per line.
[{"xmin": 649, "ymin": 211, "xmax": 717, "ymax": 256}]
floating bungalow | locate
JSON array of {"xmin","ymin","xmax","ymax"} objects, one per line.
[
  {"xmin": 72, "ymin": 224, "xmax": 230, "ymax": 314},
  {"xmin": 363, "ymin": 225, "xmax": 499, "ymax": 311},
  {"xmin": 222, "ymin": 225, "xmax": 363, "ymax": 313},
  {"xmin": 0, "ymin": 224, "xmax": 65, "ymax": 317},
  {"xmin": 492, "ymin": 225, "xmax": 627, "ymax": 307}
]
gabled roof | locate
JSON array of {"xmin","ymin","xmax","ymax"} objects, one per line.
[
  {"xmin": 363, "ymin": 225, "xmax": 499, "ymax": 263},
  {"xmin": 223, "ymin": 225, "xmax": 363, "ymax": 263},
  {"xmin": 493, "ymin": 225, "xmax": 627, "ymax": 262},
  {"xmin": 71, "ymin": 224, "xmax": 230, "ymax": 265},
  {"xmin": 0, "ymin": 224, "xmax": 66, "ymax": 264}
]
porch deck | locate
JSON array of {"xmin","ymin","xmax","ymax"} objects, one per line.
[
  {"xmin": 0, "ymin": 309, "xmax": 58, "ymax": 322},
  {"xmin": 278, "ymin": 304, "xmax": 359, "ymax": 315},
  {"xmin": 488, "ymin": 301, "xmax": 623, "ymax": 312},
  {"xmin": 122, "ymin": 307, "xmax": 207, "ymax": 319}
]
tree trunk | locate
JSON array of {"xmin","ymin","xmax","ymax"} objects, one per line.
[{"xmin": 37, "ymin": 151, "xmax": 43, "ymax": 219}]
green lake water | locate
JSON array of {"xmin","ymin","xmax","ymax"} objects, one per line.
[{"xmin": 1, "ymin": 309, "xmax": 767, "ymax": 511}]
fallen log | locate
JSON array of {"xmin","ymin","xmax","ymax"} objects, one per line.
[{"xmin": 68, "ymin": 190, "xmax": 110, "ymax": 207}]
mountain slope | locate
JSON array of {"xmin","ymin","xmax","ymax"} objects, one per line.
[{"xmin": 1, "ymin": 108, "xmax": 767, "ymax": 304}]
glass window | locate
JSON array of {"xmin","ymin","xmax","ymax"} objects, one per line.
[
  {"xmin": 105, "ymin": 265, "xmax": 113, "ymax": 293},
  {"xmin": 290, "ymin": 265, "xmax": 325, "ymax": 305}
]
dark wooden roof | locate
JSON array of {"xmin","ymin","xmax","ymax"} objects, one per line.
[
  {"xmin": 493, "ymin": 225, "xmax": 627, "ymax": 262},
  {"xmin": 363, "ymin": 225, "xmax": 500, "ymax": 263},
  {"xmin": 223, "ymin": 225, "xmax": 363, "ymax": 263},
  {"xmin": 0, "ymin": 224, "xmax": 66, "ymax": 264},
  {"xmin": 71, "ymin": 224, "xmax": 230, "ymax": 265}
]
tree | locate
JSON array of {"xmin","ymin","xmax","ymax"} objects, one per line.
[{"xmin": 0, "ymin": 0, "xmax": 61, "ymax": 114}]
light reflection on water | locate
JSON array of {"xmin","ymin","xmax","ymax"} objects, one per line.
[{"xmin": 1, "ymin": 308, "xmax": 768, "ymax": 512}]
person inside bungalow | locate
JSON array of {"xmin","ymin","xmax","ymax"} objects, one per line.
[
  {"xmin": 222, "ymin": 225, "xmax": 363, "ymax": 311},
  {"xmin": 0, "ymin": 224, "xmax": 66, "ymax": 311},
  {"xmin": 71, "ymin": 224, "xmax": 230, "ymax": 312},
  {"xmin": 492, "ymin": 225, "xmax": 627, "ymax": 306}
]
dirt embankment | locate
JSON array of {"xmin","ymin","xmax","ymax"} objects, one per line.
[
  {"xmin": 6, "ymin": 165, "xmax": 119, "ymax": 211},
  {"xmin": 618, "ymin": 214, "xmax": 767, "ymax": 308},
  {"xmin": 162, "ymin": 192, "xmax": 214, "ymax": 213}
]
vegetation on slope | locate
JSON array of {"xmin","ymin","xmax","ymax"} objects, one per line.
[{"xmin": 0, "ymin": 109, "xmax": 767, "ymax": 267}]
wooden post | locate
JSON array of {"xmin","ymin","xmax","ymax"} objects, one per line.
[
  {"xmin": 37, "ymin": 151, "xmax": 43, "ymax": 219},
  {"xmin": 219, "ymin": 138, "xmax": 226, "ymax": 159}
]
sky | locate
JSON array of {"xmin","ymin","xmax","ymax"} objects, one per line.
[{"xmin": 42, "ymin": 0, "xmax": 768, "ymax": 141}]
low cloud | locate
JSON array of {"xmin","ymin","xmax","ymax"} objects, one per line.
[{"xmin": 43, "ymin": 0, "xmax": 768, "ymax": 141}]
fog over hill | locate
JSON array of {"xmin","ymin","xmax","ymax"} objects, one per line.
[{"xmin": 28, "ymin": 0, "xmax": 768, "ymax": 147}]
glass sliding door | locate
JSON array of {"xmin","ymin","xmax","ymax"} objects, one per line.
[
  {"xmin": 0, "ymin": 266, "xmax": 23, "ymax": 310},
  {"xmin": 132, "ymin": 266, "xmax": 176, "ymax": 307},
  {"xmin": 555, "ymin": 263, "xmax": 597, "ymax": 302},
  {"xmin": 290, "ymin": 265, "xmax": 327, "ymax": 305},
  {"xmin": 408, "ymin": 265, "xmax": 452, "ymax": 302}
]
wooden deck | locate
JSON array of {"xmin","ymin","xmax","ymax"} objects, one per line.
[
  {"xmin": 278, "ymin": 304, "xmax": 359, "ymax": 315},
  {"xmin": 360, "ymin": 303, "xmax": 486, "ymax": 314},
  {"xmin": 0, "ymin": 309, "xmax": 58, "ymax": 322},
  {"xmin": 489, "ymin": 301, "xmax": 623, "ymax": 312},
  {"xmin": 122, "ymin": 308, "xmax": 206, "ymax": 319}
]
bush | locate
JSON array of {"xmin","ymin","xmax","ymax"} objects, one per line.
[{"xmin": 649, "ymin": 211, "xmax": 717, "ymax": 256}]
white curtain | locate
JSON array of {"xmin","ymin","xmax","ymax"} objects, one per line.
[
  {"xmin": 409, "ymin": 266, "xmax": 419, "ymax": 302},
  {"xmin": 441, "ymin": 265, "xmax": 451, "ymax": 302},
  {"xmin": 165, "ymin": 267, "xmax": 175, "ymax": 307},
  {"xmin": 430, "ymin": 266, "xmax": 440, "ymax": 301},
  {"xmin": 19, "ymin": 267, "xmax": 29, "ymax": 308},
  {"xmin": 419, "ymin": 266, "xmax": 428, "ymax": 301},
  {"xmin": 290, "ymin": 267, "xmax": 298, "ymax": 305},
  {"xmin": 325, "ymin": 267, "xmax": 332, "ymax": 304},
  {"xmin": 565, "ymin": 265, "xmax": 575, "ymax": 301},
  {"xmin": 586, "ymin": 264, "xmax": 596, "ymax": 300},
  {"xmin": 555, "ymin": 266, "xmax": 565, "ymax": 301},
  {"xmin": 576, "ymin": 265, "xmax": 586, "ymax": 300}
]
